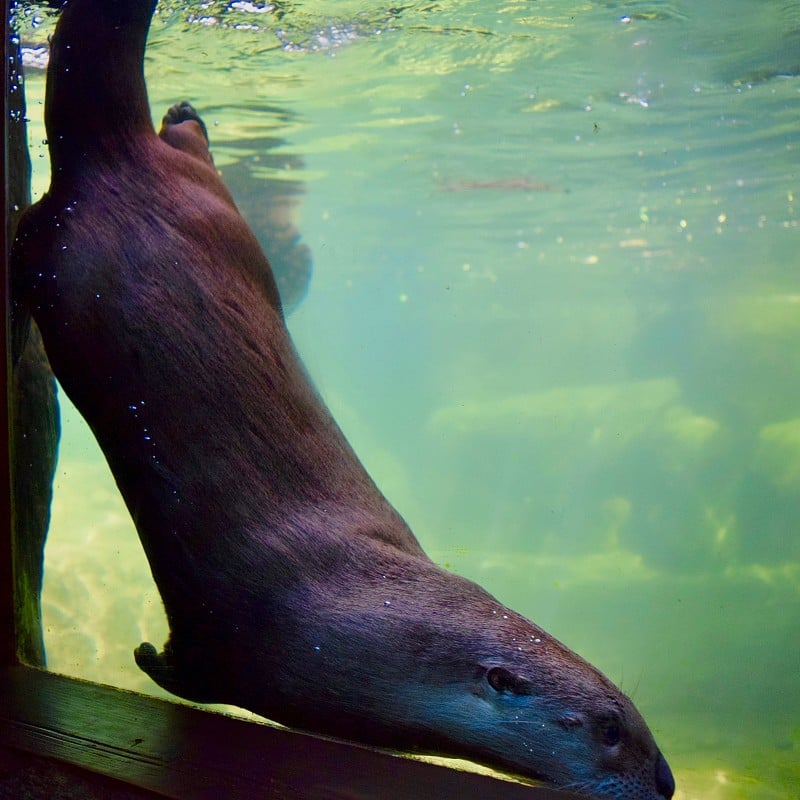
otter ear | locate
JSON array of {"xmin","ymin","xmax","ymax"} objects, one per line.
[{"xmin": 485, "ymin": 666, "xmax": 530, "ymax": 695}]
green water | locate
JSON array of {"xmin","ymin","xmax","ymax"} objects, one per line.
[{"xmin": 13, "ymin": 1, "xmax": 800, "ymax": 797}]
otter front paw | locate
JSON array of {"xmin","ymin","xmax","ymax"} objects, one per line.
[
  {"xmin": 134, "ymin": 640, "xmax": 183, "ymax": 694},
  {"xmin": 134, "ymin": 640, "xmax": 212, "ymax": 703}
]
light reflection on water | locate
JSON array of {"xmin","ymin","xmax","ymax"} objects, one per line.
[{"xmin": 13, "ymin": 2, "xmax": 800, "ymax": 798}]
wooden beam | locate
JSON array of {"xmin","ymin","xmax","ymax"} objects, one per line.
[{"xmin": 0, "ymin": 665, "xmax": 578, "ymax": 800}]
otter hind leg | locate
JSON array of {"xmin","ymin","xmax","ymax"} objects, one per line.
[
  {"xmin": 158, "ymin": 101, "xmax": 213, "ymax": 163},
  {"xmin": 135, "ymin": 640, "xmax": 220, "ymax": 704}
]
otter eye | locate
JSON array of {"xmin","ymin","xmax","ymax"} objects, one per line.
[
  {"xmin": 486, "ymin": 667, "xmax": 523, "ymax": 694},
  {"xmin": 487, "ymin": 667, "xmax": 512, "ymax": 692},
  {"xmin": 602, "ymin": 721, "xmax": 622, "ymax": 747}
]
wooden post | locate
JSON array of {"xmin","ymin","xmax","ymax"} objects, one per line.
[
  {"xmin": 3, "ymin": 0, "xmax": 60, "ymax": 669},
  {"xmin": 1, "ymin": 0, "xmax": 16, "ymax": 668}
]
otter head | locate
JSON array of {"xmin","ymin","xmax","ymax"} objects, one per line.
[
  {"xmin": 466, "ymin": 654, "xmax": 675, "ymax": 799},
  {"xmin": 287, "ymin": 560, "xmax": 676, "ymax": 800}
]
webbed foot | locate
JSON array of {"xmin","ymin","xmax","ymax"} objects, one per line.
[
  {"xmin": 162, "ymin": 100, "xmax": 209, "ymax": 143},
  {"xmin": 158, "ymin": 101, "xmax": 212, "ymax": 163}
]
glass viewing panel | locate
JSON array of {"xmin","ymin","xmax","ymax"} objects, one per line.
[{"xmin": 8, "ymin": 2, "xmax": 800, "ymax": 798}]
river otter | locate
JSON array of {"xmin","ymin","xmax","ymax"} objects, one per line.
[{"xmin": 11, "ymin": 2, "xmax": 674, "ymax": 798}]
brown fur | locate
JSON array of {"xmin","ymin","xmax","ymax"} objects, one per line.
[{"xmin": 11, "ymin": 2, "xmax": 674, "ymax": 798}]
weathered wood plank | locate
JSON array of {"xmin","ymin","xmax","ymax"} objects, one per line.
[{"xmin": 0, "ymin": 666, "xmax": 577, "ymax": 800}]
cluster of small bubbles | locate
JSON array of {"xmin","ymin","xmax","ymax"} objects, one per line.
[{"xmin": 128, "ymin": 401, "xmax": 148, "ymax": 435}]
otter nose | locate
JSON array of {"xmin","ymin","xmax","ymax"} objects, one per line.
[{"xmin": 654, "ymin": 749, "xmax": 675, "ymax": 798}]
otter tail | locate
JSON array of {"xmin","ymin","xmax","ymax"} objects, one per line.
[{"xmin": 45, "ymin": 0, "xmax": 158, "ymax": 170}]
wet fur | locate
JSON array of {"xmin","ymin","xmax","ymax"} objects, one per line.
[{"xmin": 11, "ymin": 2, "xmax": 674, "ymax": 798}]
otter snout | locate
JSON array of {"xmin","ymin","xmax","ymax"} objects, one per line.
[{"xmin": 654, "ymin": 749, "xmax": 675, "ymax": 798}]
